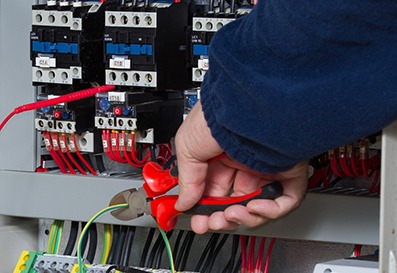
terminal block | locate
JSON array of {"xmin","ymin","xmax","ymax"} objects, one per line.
[
  {"xmin": 34, "ymin": 254, "xmax": 87, "ymax": 273},
  {"xmin": 31, "ymin": 2, "xmax": 106, "ymax": 86},
  {"xmin": 190, "ymin": 15, "xmax": 235, "ymax": 83},
  {"xmin": 14, "ymin": 250, "xmax": 45, "ymax": 273},
  {"xmin": 35, "ymin": 93, "xmax": 95, "ymax": 134},
  {"xmin": 95, "ymin": 91, "xmax": 183, "ymax": 144},
  {"xmin": 104, "ymin": 2, "xmax": 191, "ymax": 91},
  {"xmin": 189, "ymin": 7, "xmax": 252, "ymax": 84}
]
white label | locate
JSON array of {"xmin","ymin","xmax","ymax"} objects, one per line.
[
  {"xmin": 109, "ymin": 58, "xmax": 131, "ymax": 69},
  {"xmin": 127, "ymin": 138, "xmax": 133, "ymax": 147},
  {"xmin": 59, "ymin": 140, "xmax": 66, "ymax": 149},
  {"xmin": 119, "ymin": 138, "xmax": 125, "ymax": 146},
  {"xmin": 36, "ymin": 57, "xmax": 56, "ymax": 68},
  {"xmin": 69, "ymin": 141, "xmax": 75, "ymax": 149},
  {"xmin": 52, "ymin": 139, "xmax": 58, "ymax": 148},
  {"xmin": 47, "ymin": 94, "xmax": 65, "ymax": 106},
  {"xmin": 198, "ymin": 58, "xmax": 209, "ymax": 70},
  {"xmin": 102, "ymin": 140, "xmax": 108, "ymax": 149},
  {"xmin": 108, "ymin": 92, "xmax": 126, "ymax": 102},
  {"xmin": 111, "ymin": 138, "xmax": 117, "ymax": 146},
  {"xmin": 44, "ymin": 139, "xmax": 51, "ymax": 147}
]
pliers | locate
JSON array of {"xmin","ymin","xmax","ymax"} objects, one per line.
[{"xmin": 110, "ymin": 161, "xmax": 283, "ymax": 231}]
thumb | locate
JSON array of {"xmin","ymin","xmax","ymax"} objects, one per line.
[
  {"xmin": 174, "ymin": 101, "xmax": 223, "ymax": 211},
  {"xmin": 175, "ymin": 159, "xmax": 208, "ymax": 211}
]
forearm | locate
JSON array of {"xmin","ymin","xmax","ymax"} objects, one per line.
[{"xmin": 201, "ymin": 0, "xmax": 397, "ymax": 173}]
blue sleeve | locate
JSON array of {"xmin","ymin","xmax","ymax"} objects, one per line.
[{"xmin": 200, "ymin": 0, "xmax": 397, "ymax": 173}]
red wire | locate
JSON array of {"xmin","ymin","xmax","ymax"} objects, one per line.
[
  {"xmin": 71, "ymin": 134, "xmax": 97, "ymax": 176},
  {"xmin": 62, "ymin": 134, "xmax": 87, "ymax": 175},
  {"xmin": 340, "ymin": 157, "xmax": 355, "ymax": 177},
  {"xmin": 122, "ymin": 132, "xmax": 145, "ymax": 168},
  {"xmin": 330, "ymin": 158, "xmax": 343, "ymax": 177},
  {"xmin": 42, "ymin": 131, "xmax": 67, "ymax": 174},
  {"xmin": 102, "ymin": 130, "xmax": 117, "ymax": 162},
  {"xmin": 350, "ymin": 155, "xmax": 362, "ymax": 177},
  {"xmin": 130, "ymin": 133, "xmax": 150, "ymax": 164},
  {"xmin": 264, "ymin": 238, "xmax": 276, "ymax": 273},
  {"xmin": 112, "ymin": 131, "xmax": 127, "ymax": 163},
  {"xmin": 240, "ymin": 236, "xmax": 247, "ymax": 273},
  {"xmin": 49, "ymin": 149, "xmax": 68, "ymax": 174},
  {"xmin": 52, "ymin": 133, "xmax": 76, "ymax": 174},
  {"xmin": 369, "ymin": 169, "xmax": 380, "ymax": 193},
  {"xmin": 0, "ymin": 85, "xmax": 115, "ymax": 132},
  {"xmin": 106, "ymin": 130, "xmax": 122, "ymax": 163},
  {"xmin": 0, "ymin": 112, "xmax": 16, "ymax": 131},
  {"xmin": 248, "ymin": 236, "xmax": 256, "ymax": 272},
  {"xmin": 255, "ymin": 237, "xmax": 267, "ymax": 271}
]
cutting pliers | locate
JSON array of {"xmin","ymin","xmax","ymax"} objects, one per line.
[{"xmin": 110, "ymin": 161, "xmax": 283, "ymax": 231}]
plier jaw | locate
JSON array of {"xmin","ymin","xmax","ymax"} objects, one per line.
[{"xmin": 110, "ymin": 187, "xmax": 151, "ymax": 221}]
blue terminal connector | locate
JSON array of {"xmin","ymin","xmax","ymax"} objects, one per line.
[
  {"xmin": 106, "ymin": 43, "xmax": 153, "ymax": 56},
  {"xmin": 32, "ymin": 41, "xmax": 78, "ymax": 54}
]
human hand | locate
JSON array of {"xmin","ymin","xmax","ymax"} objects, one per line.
[{"xmin": 175, "ymin": 101, "xmax": 309, "ymax": 234}]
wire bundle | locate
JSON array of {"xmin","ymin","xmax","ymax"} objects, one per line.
[
  {"xmin": 102, "ymin": 130, "xmax": 151, "ymax": 168},
  {"xmin": 308, "ymin": 138, "xmax": 381, "ymax": 193},
  {"xmin": 240, "ymin": 235, "xmax": 276, "ymax": 273},
  {"xmin": 42, "ymin": 132, "xmax": 98, "ymax": 176}
]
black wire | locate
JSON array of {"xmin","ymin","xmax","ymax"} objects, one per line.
[
  {"xmin": 228, "ymin": 235, "xmax": 240, "ymax": 273},
  {"xmin": 137, "ymin": 144, "xmax": 143, "ymax": 161},
  {"xmin": 179, "ymin": 231, "xmax": 195, "ymax": 272},
  {"xmin": 176, "ymin": 231, "xmax": 194, "ymax": 271},
  {"xmin": 194, "ymin": 233, "xmax": 220, "ymax": 272},
  {"xmin": 82, "ymin": 154, "xmax": 94, "ymax": 169},
  {"xmin": 219, "ymin": 0, "xmax": 225, "ymax": 13},
  {"xmin": 172, "ymin": 230, "xmax": 184, "ymax": 261},
  {"xmin": 132, "ymin": 0, "xmax": 138, "ymax": 8},
  {"xmin": 86, "ymin": 223, "xmax": 98, "ymax": 263},
  {"xmin": 221, "ymin": 235, "xmax": 239, "ymax": 273},
  {"xmin": 206, "ymin": 234, "xmax": 229, "ymax": 273},
  {"xmin": 147, "ymin": 230, "xmax": 164, "ymax": 268},
  {"xmin": 208, "ymin": 0, "xmax": 215, "ymax": 13},
  {"xmin": 107, "ymin": 225, "xmax": 121, "ymax": 264},
  {"xmin": 144, "ymin": 0, "xmax": 149, "ymax": 8},
  {"xmin": 63, "ymin": 221, "xmax": 79, "ymax": 255},
  {"xmin": 114, "ymin": 226, "xmax": 128, "ymax": 265},
  {"xmin": 121, "ymin": 226, "xmax": 136, "ymax": 266},
  {"xmin": 232, "ymin": 255, "xmax": 242, "ymax": 273},
  {"xmin": 106, "ymin": 265, "xmax": 117, "ymax": 273},
  {"xmin": 95, "ymin": 154, "xmax": 106, "ymax": 173},
  {"xmin": 163, "ymin": 155, "xmax": 177, "ymax": 170},
  {"xmin": 230, "ymin": 0, "xmax": 236, "ymax": 14},
  {"xmin": 154, "ymin": 230, "xmax": 174, "ymax": 269},
  {"xmin": 76, "ymin": 222, "xmax": 89, "ymax": 257},
  {"xmin": 328, "ymin": 177, "xmax": 343, "ymax": 188},
  {"xmin": 150, "ymin": 145, "xmax": 156, "ymax": 162},
  {"xmin": 139, "ymin": 228, "xmax": 156, "ymax": 267},
  {"xmin": 72, "ymin": 153, "xmax": 88, "ymax": 172}
]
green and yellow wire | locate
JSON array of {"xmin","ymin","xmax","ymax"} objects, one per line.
[
  {"xmin": 47, "ymin": 220, "xmax": 64, "ymax": 254},
  {"xmin": 100, "ymin": 224, "xmax": 112, "ymax": 264},
  {"xmin": 77, "ymin": 204, "xmax": 129, "ymax": 273},
  {"xmin": 77, "ymin": 204, "xmax": 176, "ymax": 273},
  {"xmin": 155, "ymin": 220, "xmax": 176, "ymax": 273}
]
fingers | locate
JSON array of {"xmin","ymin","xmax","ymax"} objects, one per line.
[{"xmin": 174, "ymin": 101, "xmax": 223, "ymax": 211}]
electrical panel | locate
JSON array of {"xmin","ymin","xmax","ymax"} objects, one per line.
[{"xmin": 0, "ymin": 0, "xmax": 390, "ymax": 272}]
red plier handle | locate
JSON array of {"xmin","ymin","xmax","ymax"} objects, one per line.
[{"xmin": 142, "ymin": 160, "xmax": 283, "ymax": 231}]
